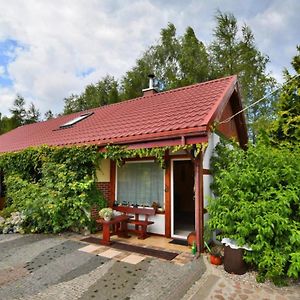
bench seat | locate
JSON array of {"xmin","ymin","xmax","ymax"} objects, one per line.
[
  {"xmin": 128, "ymin": 220, "xmax": 154, "ymax": 226},
  {"xmin": 113, "ymin": 205, "xmax": 156, "ymax": 239}
]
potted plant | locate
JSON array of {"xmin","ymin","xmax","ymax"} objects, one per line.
[
  {"xmin": 99, "ymin": 208, "xmax": 113, "ymax": 221},
  {"xmin": 205, "ymin": 241, "xmax": 223, "ymax": 265}
]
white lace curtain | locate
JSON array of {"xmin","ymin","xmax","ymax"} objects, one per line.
[{"xmin": 117, "ymin": 162, "xmax": 164, "ymax": 208}]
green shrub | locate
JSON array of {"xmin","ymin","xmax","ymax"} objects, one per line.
[
  {"xmin": 0, "ymin": 145, "xmax": 107, "ymax": 233},
  {"xmin": 208, "ymin": 139, "xmax": 300, "ymax": 285}
]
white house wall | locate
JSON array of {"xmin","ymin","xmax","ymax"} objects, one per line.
[
  {"xmin": 203, "ymin": 132, "xmax": 220, "ymax": 222},
  {"xmin": 126, "ymin": 214, "xmax": 165, "ymax": 235}
]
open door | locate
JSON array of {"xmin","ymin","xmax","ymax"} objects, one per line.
[{"xmin": 171, "ymin": 159, "xmax": 195, "ymax": 239}]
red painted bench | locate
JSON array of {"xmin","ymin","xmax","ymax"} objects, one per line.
[{"xmin": 113, "ymin": 205, "xmax": 156, "ymax": 239}]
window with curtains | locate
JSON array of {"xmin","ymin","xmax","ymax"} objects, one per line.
[{"xmin": 117, "ymin": 161, "xmax": 164, "ymax": 208}]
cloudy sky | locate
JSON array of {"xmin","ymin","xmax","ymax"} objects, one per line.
[{"xmin": 0, "ymin": 0, "xmax": 299, "ymax": 117}]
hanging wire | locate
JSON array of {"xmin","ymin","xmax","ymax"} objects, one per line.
[{"xmin": 219, "ymin": 73, "xmax": 300, "ymax": 125}]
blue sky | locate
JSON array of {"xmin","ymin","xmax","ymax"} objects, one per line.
[{"xmin": 0, "ymin": 0, "xmax": 299, "ymax": 117}]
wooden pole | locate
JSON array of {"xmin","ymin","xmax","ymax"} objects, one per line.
[{"xmin": 194, "ymin": 150, "xmax": 204, "ymax": 254}]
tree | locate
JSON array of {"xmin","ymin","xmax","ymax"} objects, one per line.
[
  {"xmin": 120, "ymin": 48, "xmax": 155, "ymax": 100},
  {"xmin": 209, "ymin": 11, "xmax": 240, "ymax": 76},
  {"xmin": 61, "ymin": 12, "xmax": 276, "ymax": 141},
  {"xmin": 63, "ymin": 94, "xmax": 83, "ymax": 115},
  {"xmin": 177, "ymin": 27, "xmax": 210, "ymax": 86},
  {"xmin": 63, "ymin": 75, "xmax": 119, "ymax": 114},
  {"xmin": 153, "ymin": 23, "xmax": 181, "ymax": 89},
  {"xmin": 121, "ymin": 23, "xmax": 209, "ymax": 98},
  {"xmin": 209, "ymin": 11, "xmax": 276, "ymax": 142},
  {"xmin": 44, "ymin": 110, "xmax": 54, "ymax": 120},
  {"xmin": 25, "ymin": 102, "xmax": 40, "ymax": 124},
  {"xmin": 9, "ymin": 95, "xmax": 27, "ymax": 127},
  {"xmin": 270, "ymin": 46, "xmax": 300, "ymax": 144}
]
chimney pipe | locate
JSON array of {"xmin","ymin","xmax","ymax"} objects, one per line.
[
  {"xmin": 148, "ymin": 74, "xmax": 155, "ymax": 89},
  {"xmin": 142, "ymin": 74, "xmax": 158, "ymax": 96}
]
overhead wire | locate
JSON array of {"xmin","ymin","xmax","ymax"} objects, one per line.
[{"xmin": 219, "ymin": 73, "xmax": 300, "ymax": 124}]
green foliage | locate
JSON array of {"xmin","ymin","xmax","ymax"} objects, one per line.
[
  {"xmin": 209, "ymin": 11, "xmax": 276, "ymax": 142},
  {"xmin": 103, "ymin": 143, "xmax": 206, "ymax": 168},
  {"xmin": 0, "ymin": 143, "xmax": 204, "ymax": 233},
  {"xmin": 0, "ymin": 95, "xmax": 41, "ymax": 135},
  {"xmin": 63, "ymin": 75, "xmax": 120, "ymax": 114},
  {"xmin": 208, "ymin": 139, "xmax": 300, "ymax": 284},
  {"xmin": 104, "ymin": 145, "xmax": 169, "ymax": 168},
  {"xmin": 0, "ymin": 146, "xmax": 106, "ymax": 233},
  {"xmin": 120, "ymin": 23, "xmax": 211, "ymax": 99},
  {"xmin": 270, "ymin": 46, "xmax": 300, "ymax": 145}
]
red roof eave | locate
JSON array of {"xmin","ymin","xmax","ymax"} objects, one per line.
[{"xmin": 202, "ymin": 75, "xmax": 238, "ymax": 130}]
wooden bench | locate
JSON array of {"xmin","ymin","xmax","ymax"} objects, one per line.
[{"xmin": 113, "ymin": 205, "xmax": 156, "ymax": 239}]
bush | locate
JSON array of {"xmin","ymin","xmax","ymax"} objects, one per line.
[
  {"xmin": 0, "ymin": 146, "xmax": 107, "ymax": 233},
  {"xmin": 208, "ymin": 139, "xmax": 300, "ymax": 285}
]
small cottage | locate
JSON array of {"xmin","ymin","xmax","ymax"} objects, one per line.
[{"xmin": 0, "ymin": 75, "xmax": 248, "ymax": 251}]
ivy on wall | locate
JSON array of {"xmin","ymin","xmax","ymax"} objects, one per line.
[
  {"xmin": 103, "ymin": 143, "xmax": 206, "ymax": 168},
  {"xmin": 0, "ymin": 142, "xmax": 206, "ymax": 233}
]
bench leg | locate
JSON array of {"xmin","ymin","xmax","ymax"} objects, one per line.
[{"xmin": 138, "ymin": 225, "xmax": 149, "ymax": 240}]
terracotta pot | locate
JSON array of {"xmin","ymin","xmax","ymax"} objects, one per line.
[
  {"xmin": 187, "ymin": 231, "xmax": 196, "ymax": 246},
  {"xmin": 210, "ymin": 254, "xmax": 222, "ymax": 265}
]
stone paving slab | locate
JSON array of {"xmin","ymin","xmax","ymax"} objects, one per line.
[
  {"xmin": 24, "ymin": 240, "xmax": 83, "ymax": 273},
  {"xmin": 59, "ymin": 255, "xmax": 109, "ymax": 283},
  {"xmin": 121, "ymin": 253, "xmax": 145, "ymax": 265},
  {"xmin": 130, "ymin": 257, "xmax": 206, "ymax": 300},
  {"xmin": 0, "ymin": 234, "xmax": 48, "ymax": 261},
  {"xmin": 79, "ymin": 257, "xmax": 153, "ymax": 300},
  {"xmin": 24, "ymin": 259, "xmax": 116, "ymax": 300},
  {"xmin": 0, "ymin": 241, "xmax": 94, "ymax": 299},
  {"xmin": 0, "ymin": 235, "xmax": 65, "ymax": 269}
]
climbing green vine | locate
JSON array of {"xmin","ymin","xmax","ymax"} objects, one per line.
[
  {"xmin": 0, "ymin": 142, "xmax": 206, "ymax": 233},
  {"xmin": 0, "ymin": 145, "xmax": 106, "ymax": 233},
  {"xmin": 103, "ymin": 143, "xmax": 207, "ymax": 168}
]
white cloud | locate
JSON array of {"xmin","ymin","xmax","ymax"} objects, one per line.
[
  {"xmin": 0, "ymin": 0, "xmax": 299, "ymax": 116},
  {"xmin": 0, "ymin": 66, "xmax": 4, "ymax": 76}
]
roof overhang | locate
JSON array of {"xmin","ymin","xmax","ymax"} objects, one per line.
[{"xmin": 97, "ymin": 127, "xmax": 208, "ymax": 151}]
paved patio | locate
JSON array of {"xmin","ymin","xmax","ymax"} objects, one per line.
[
  {"xmin": 0, "ymin": 233, "xmax": 205, "ymax": 300},
  {"xmin": 0, "ymin": 233, "xmax": 299, "ymax": 299}
]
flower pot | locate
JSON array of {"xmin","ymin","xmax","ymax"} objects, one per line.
[
  {"xmin": 187, "ymin": 231, "xmax": 196, "ymax": 246},
  {"xmin": 210, "ymin": 254, "xmax": 222, "ymax": 265}
]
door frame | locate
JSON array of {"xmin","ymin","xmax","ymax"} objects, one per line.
[{"xmin": 171, "ymin": 157, "xmax": 193, "ymax": 239}]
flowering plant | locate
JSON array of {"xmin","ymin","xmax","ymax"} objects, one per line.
[{"xmin": 99, "ymin": 208, "xmax": 113, "ymax": 220}]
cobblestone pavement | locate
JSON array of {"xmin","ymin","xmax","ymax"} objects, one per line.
[
  {"xmin": 183, "ymin": 254, "xmax": 300, "ymax": 300},
  {"xmin": 0, "ymin": 234, "xmax": 206, "ymax": 300},
  {"xmin": 1, "ymin": 233, "xmax": 299, "ymax": 300}
]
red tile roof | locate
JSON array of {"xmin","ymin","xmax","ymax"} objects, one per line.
[{"xmin": 0, "ymin": 75, "xmax": 239, "ymax": 153}]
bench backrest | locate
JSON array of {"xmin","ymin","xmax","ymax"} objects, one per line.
[{"xmin": 114, "ymin": 205, "xmax": 156, "ymax": 216}]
